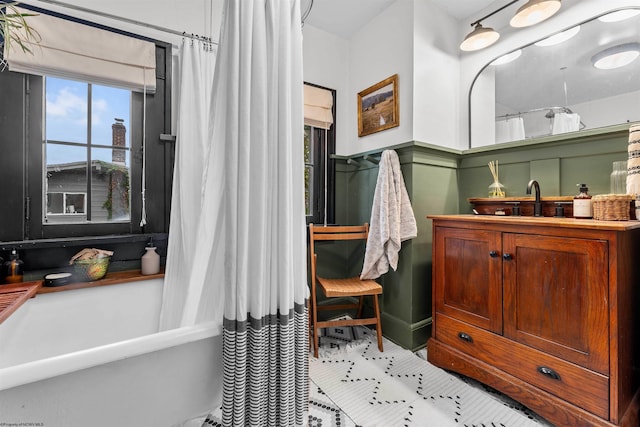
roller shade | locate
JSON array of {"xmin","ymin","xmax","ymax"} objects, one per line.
[
  {"xmin": 304, "ymin": 84, "xmax": 333, "ymax": 129},
  {"xmin": 4, "ymin": 7, "xmax": 156, "ymax": 92}
]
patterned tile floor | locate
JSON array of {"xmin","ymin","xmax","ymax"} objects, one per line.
[
  {"xmin": 198, "ymin": 323, "xmax": 552, "ymax": 427},
  {"xmin": 308, "ymin": 324, "xmax": 552, "ymax": 427},
  {"xmin": 309, "ymin": 382, "xmax": 359, "ymax": 427}
]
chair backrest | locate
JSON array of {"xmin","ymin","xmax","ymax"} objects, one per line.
[{"xmin": 308, "ymin": 223, "xmax": 369, "ymax": 280}]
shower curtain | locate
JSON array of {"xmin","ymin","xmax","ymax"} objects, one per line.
[
  {"xmin": 159, "ymin": 38, "xmax": 217, "ymax": 331},
  {"xmin": 206, "ymin": 1, "xmax": 308, "ymax": 424},
  {"xmin": 163, "ymin": 0, "xmax": 309, "ymax": 425}
]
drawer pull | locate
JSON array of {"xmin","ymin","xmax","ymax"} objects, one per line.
[
  {"xmin": 489, "ymin": 250, "xmax": 498, "ymax": 258},
  {"xmin": 503, "ymin": 253, "xmax": 513, "ymax": 260},
  {"xmin": 458, "ymin": 332, "xmax": 473, "ymax": 343},
  {"xmin": 537, "ymin": 366, "xmax": 561, "ymax": 381}
]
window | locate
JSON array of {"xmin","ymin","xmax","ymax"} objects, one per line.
[
  {"xmin": 46, "ymin": 192, "xmax": 86, "ymax": 215},
  {"xmin": 0, "ymin": 34, "xmax": 172, "ymax": 245},
  {"xmin": 304, "ymin": 84, "xmax": 336, "ymax": 225},
  {"xmin": 45, "ymin": 77, "xmax": 132, "ymax": 224}
]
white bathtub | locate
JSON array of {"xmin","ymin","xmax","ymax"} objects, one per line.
[{"xmin": 0, "ymin": 278, "xmax": 222, "ymax": 427}]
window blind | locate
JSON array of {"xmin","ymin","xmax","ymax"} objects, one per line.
[
  {"xmin": 304, "ymin": 84, "xmax": 333, "ymax": 129},
  {"xmin": 4, "ymin": 7, "xmax": 156, "ymax": 92}
]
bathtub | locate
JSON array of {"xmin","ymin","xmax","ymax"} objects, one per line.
[{"xmin": 0, "ymin": 278, "xmax": 222, "ymax": 427}]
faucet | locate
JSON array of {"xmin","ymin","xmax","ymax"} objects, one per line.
[{"xmin": 526, "ymin": 180, "xmax": 542, "ymax": 216}]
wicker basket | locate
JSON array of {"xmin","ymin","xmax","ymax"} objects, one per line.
[{"xmin": 592, "ymin": 194, "xmax": 633, "ymax": 220}]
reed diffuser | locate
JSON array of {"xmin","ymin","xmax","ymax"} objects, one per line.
[{"xmin": 488, "ymin": 160, "xmax": 505, "ymax": 198}]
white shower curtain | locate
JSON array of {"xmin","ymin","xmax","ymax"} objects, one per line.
[
  {"xmin": 159, "ymin": 38, "xmax": 217, "ymax": 331},
  {"xmin": 162, "ymin": 0, "xmax": 308, "ymax": 425},
  {"xmin": 206, "ymin": 1, "xmax": 308, "ymax": 424}
]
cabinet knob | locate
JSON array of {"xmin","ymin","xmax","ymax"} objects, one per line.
[
  {"xmin": 489, "ymin": 250, "xmax": 498, "ymax": 258},
  {"xmin": 502, "ymin": 253, "xmax": 513, "ymax": 260},
  {"xmin": 537, "ymin": 366, "xmax": 561, "ymax": 381},
  {"xmin": 457, "ymin": 332, "xmax": 473, "ymax": 343}
]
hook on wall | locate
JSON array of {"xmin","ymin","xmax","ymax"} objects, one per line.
[
  {"xmin": 346, "ymin": 158, "xmax": 360, "ymax": 167},
  {"xmin": 363, "ymin": 154, "xmax": 380, "ymax": 164}
]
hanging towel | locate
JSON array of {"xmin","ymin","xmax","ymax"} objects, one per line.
[
  {"xmin": 552, "ymin": 112, "xmax": 580, "ymax": 134},
  {"xmin": 361, "ymin": 150, "xmax": 417, "ymax": 280},
  {"xmin": 627, "ymin": 123, "xmax": 640, "ymax": 196}
]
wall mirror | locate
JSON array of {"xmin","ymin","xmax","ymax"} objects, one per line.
[{"xmin": 470, "ymin": 8, "xmax": 640, "ymax": 148}]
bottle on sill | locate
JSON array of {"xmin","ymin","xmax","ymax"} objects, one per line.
[
  {"xmin": 141, "ymin": 241, "xmax": 160, "ymax": 275},
  {"xmin": 573, "ymin": 183, "xmax": 593, "ymax": 219},
  {"xmin": 3, "ymin": 249, "xmax": 24, "ymax": 284}
]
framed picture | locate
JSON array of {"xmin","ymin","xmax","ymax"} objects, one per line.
[{"xmin": 357, "ymin": 74, "xmax": 399, "ymax": 137}]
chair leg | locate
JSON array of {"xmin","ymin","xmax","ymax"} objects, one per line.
[
  {"xmin": 313, "ymin": 326, "xmax": 319, "ymax": 358},
  {"xmin": 309, "ymin": 298, "xmax": 319, "ymax": 358},
  {"xmin": 373, "ymin": 294, "xmax": 383, "ymax": 352},
  {"xmin": 356, "ymin": 296, "xmax": 364, "ymax": 318}
]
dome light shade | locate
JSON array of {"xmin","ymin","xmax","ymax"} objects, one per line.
[
  {"xmin": 591, "ymin": 43, "xmax": 640, "ymax": 70},
  {"xmin": 460, "ymin": 23, "xmax": 500, "ymax": 52},
  {"xmin": 510, "ymin": 0, "xmax": 562, "ymax": 28},
  {"xmin": 598, "ymin": 9, "xmax": 640, "ymax": 23},
  {"xmin": 534, "ymin": 25, "xmax": 580, "ymax": 47}
]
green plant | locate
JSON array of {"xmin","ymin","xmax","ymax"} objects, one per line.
[{"xmin": 0, "ymin": 2, "xmax": 40, "ymax": 55}]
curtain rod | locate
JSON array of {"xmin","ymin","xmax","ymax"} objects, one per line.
[{"xmin": 27, "ymin": 0, "xmax": 218, "ymax": 44}]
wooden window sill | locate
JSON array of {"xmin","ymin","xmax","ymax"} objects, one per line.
[{"xmin": 36, "ymin": 269, "xmax": 165, "ymax": 294}]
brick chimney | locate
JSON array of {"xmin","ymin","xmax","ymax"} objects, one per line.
[{"xmin": 111, "ymin": 118, "xmax": 126, "ymax": 164}]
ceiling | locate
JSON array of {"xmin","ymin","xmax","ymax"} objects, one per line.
[{"xmin": 301, "ymin": 0, "xmax": 497, "ymax": 39}]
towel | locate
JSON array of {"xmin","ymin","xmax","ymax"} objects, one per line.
[
  {"xmin": 627, "ymin": 123, "xmax": 640, "ymax": 196},
  {"xmin": 360, "ymin": 150, "xmax": 417, "ymax": 280}
]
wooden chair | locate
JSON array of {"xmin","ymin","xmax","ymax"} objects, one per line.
[{"xmin": 308, "ymin": 223, "xmax": 383, "ymax": 358}]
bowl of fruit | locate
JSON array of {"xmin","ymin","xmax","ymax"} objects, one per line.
[{"xmin": 70, "ymin": 248, "xmax": 114, "ymax": 282}]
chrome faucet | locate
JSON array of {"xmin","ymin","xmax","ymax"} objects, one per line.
[{"xmin": 526, "ymin": 180, "xmax": 542, "ymax": 216}]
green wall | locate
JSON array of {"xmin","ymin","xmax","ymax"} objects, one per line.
[{"xmin": 328, "ymin": 124, "xmax": 631, "ymax": 351}]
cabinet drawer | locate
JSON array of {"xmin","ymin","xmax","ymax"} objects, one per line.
[{"xmin": 434, "ymin": 313, "xmax": 609, "ymax": 419}]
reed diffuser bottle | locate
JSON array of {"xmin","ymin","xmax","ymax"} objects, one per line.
[{"xmin": 488, "ymin": 160, "xmax": 505, "ymax": 198}]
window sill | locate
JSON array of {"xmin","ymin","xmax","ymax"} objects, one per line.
[{"xmin": 36, "ymin": 269, "xmax": 165, "ymax": 294}]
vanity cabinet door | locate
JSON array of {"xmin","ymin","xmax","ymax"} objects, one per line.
[
  {"xmin": 433, "ymin": 226, "xmax": 502, "ymax": 334},
  {"xmin": 502, "ymin": 233, "xmax": 609, "ymax": 375}
]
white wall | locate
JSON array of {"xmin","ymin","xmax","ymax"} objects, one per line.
[
  {"xmin": 412, "ymin": 0, "xmax": 461, "ymax": 148},
  {"xmin": 574, "ymin": 90, "xmax": 640, "ymax": 130},
  {"xmin": 302, "ymin": 25, "xmax": 351, "ymax": 154},
  {"xmin": 303, "ymin": 0, "xmax": 464, "ymax": 155},
  {"xmin": 344, "ymin": 0, "xmax": 415, "ymax": 156}
]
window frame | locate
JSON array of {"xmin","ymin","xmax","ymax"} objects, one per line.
[
  {"xmin": 0, "ymin": 10, "xmax": 173, "ymax": 273},
  {"xmin": 304, "ymin": 83, "xmax": 336, "ymax": 226}
]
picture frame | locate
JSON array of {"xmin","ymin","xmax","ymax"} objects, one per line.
[{"xmin": 357, "ymin": 74, "xmax": 399, "ymax": 137}]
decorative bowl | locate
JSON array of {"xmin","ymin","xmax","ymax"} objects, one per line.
[{"xmin": 73, "ymin": 256, "xmax": 111, "ymax": 282}]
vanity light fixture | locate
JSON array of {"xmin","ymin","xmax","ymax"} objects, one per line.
[
  {"xmin": 591, "ymin": 43, "xmax": 640, "ymax": 70},
  {"xmin": 460, "ymin": 23, "xmax": 500, "ymax": 51},
  {"xmin": 460, "ymin": 0, "xmax": 519, "ymax": 52},
  {"xmin": 534, "ymin": 25, "xmax": 579, "ymax": 47},
  {"xmin": 491, "ymin": 49, "xmax": 522, "ymax": 65},
  {"xmin": 460, "ymin": 0, "xmax": 562, "ymax": 52},
  {"xmin": 510, "ymin": 0, "xmax": 562, "ymax": 28}
]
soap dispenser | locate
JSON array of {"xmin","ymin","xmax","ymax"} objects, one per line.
[
  {"xmin": 3, "ymin": 249, "xmax": 24, "ymax": 284},
  {"xmin": 573, "ymin": 183, "xmax": 593, "ymax": 219},
  {"xmin": 141, "ymin": 239, "xmax": 160, "ymax": 275}
]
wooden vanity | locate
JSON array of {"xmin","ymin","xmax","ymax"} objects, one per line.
[{"xmin": 427, "ymin": 215, "xmax": 640, "ymax": 427}]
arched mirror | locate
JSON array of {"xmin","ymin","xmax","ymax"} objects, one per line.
[{"xmin": 470, "ymin": 8, "xmax": 640, "ymax": 148}]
